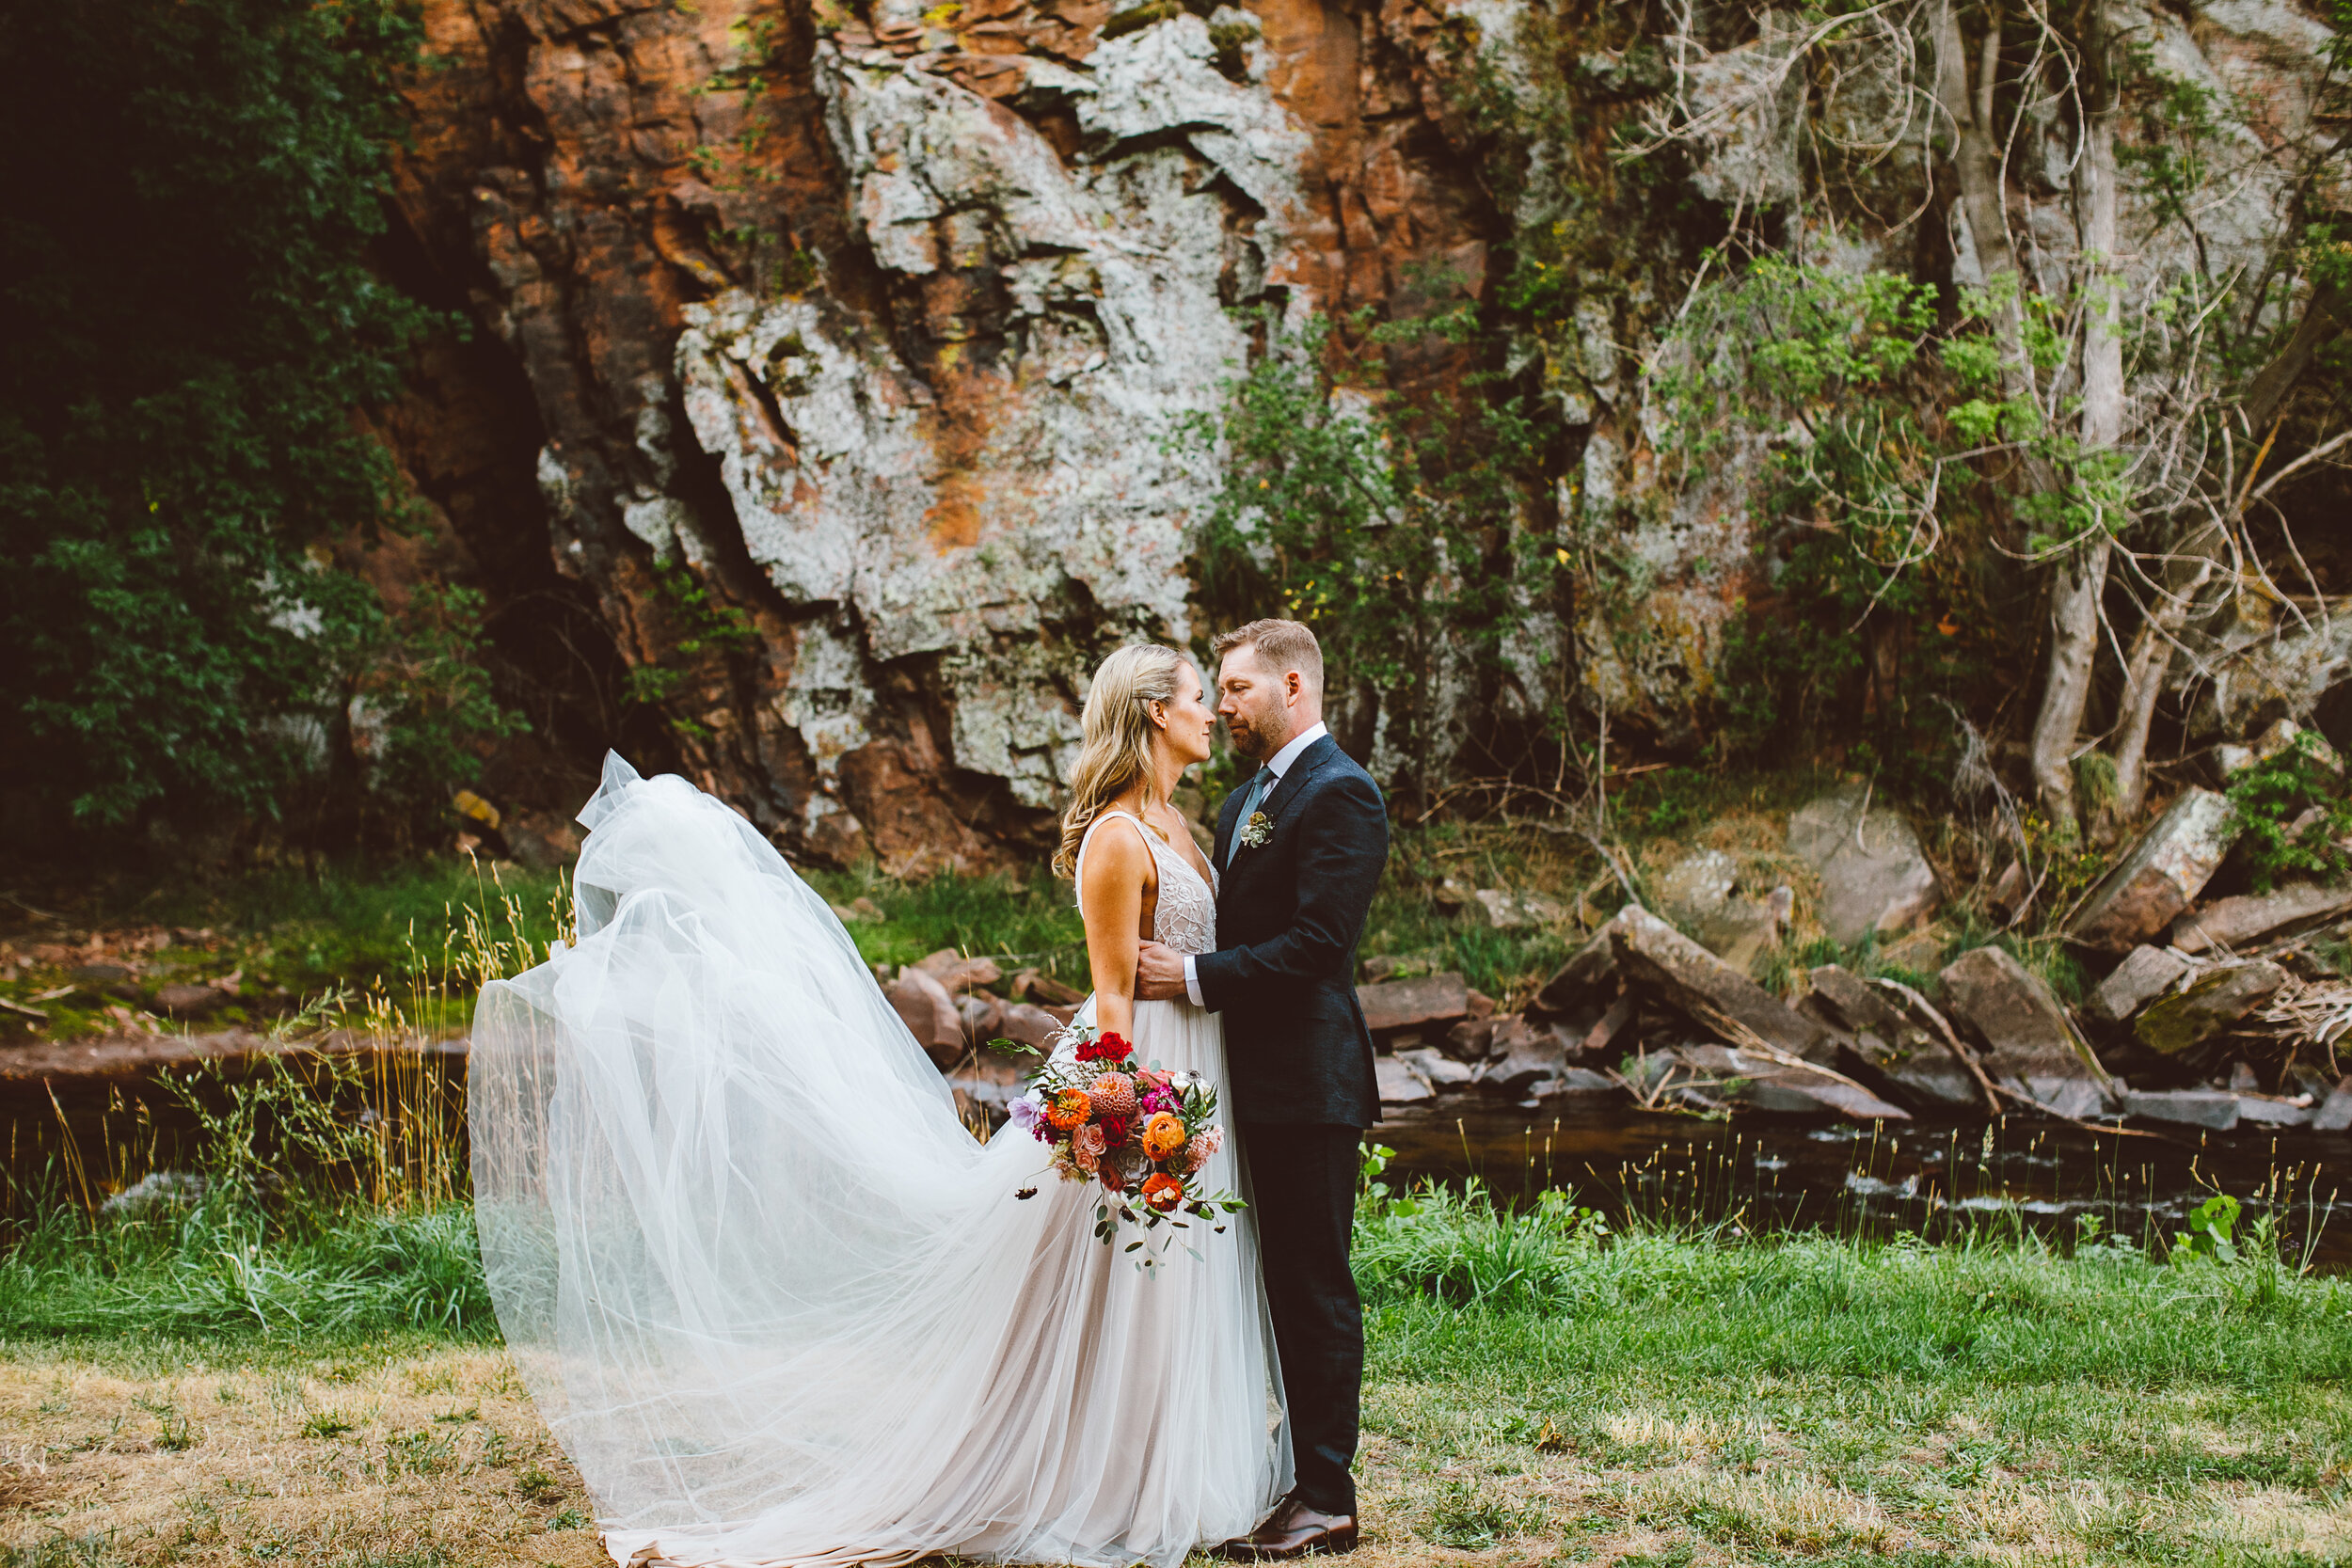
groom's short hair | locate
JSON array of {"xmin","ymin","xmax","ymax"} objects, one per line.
[{"xmin": 1212, "ymin": 619, "xmax": 1323, "ymax": 698}]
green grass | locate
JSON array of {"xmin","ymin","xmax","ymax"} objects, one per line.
[
  {"xmin": 3, "ymin": 1176, "xmax": 2344, "ymax": 1564},
  {"xmin": 0, "ymin": 1175, "xmax": 2343, "ymax": 1568},
  {"xmin": 0, "ymin": 1199, "xmax": 491, "ymax": 1340},
  {"xmin": 1, "ymin": 857, "xmax": 571, "ymax": 1037},
  {"xmin": 802, "ymin": 864, "xmax": 1088, "ymax": 978},
  {"xmin": 1352, "ymin": 1180, "xmax": 2351, "ymax": 1564}
]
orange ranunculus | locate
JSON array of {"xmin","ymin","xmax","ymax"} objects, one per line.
[
  {"xmin": 1047, "ymin": 1089, "xmax": 1091, "ymax": 1130},
  {"xmin": 1142, "ymin": 1173, "xmax": 1184, "ymax": 1212},
  {"xmin": 1141, "ymin": 1112, "xmax": 1186, "ymax": 1160}
]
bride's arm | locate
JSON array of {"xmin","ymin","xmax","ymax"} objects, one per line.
[{"xmin": 1077, "ymin": 826, "xmax": 1152, "ymax": 1038}]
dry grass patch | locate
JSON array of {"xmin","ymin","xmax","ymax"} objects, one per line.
[{"xmin": 0, "ymin": 1342, "xmax": 601, "ymax": 1566}]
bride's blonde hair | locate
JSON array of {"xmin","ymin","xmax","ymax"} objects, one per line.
[{"xmin": 1055, "ymin": 643, "xmax": 1188, "ymax": 879}]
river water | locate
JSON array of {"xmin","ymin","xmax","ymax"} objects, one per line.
[
  {"xmin": 12, "ymin": 1060, "xmax": 2348, "ymax": 1270},
  {"xmin": 1374, "ymin": 1104, "xmax": 2352, "ymax": 1270}
]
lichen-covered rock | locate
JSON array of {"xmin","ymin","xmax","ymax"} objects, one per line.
[
  {"xmin": 1653, "ymin": 849, "xmax": 1780, "ymax": 968},
  {"xmin": 381, "ymin": 0, "xmax": 1498, "ymax": 862},
  {"xmin": 1939, "ymin": 946, "xmax": 2109, "ymax": 1117},
  {"xmin": 2132, "ymin": 960, "xmax": 2288, "ymax": 1054},
  {"xmin": 373, "ymin": 0, "xmax": 2345, "ymax": 849},
  {"xmin": 1800, "ymin": 964, "xmax": 1979, "ymax": 1112},
  {"xmin": 1610, "ymin": 903, "xmax": 1842, "ymax": 1065},
  {"xmin": 2068, "ymin": 789, "xmax": 2239, "ymax": 952},
  {"xmin": 2085, "ymin": 944, "xmax": 2192, "ymax": 1024},
  {"xmin": 2169, "ymin": 881, "xmax": 2352, "ymax": 954},
  {"xmin": 1786, "ymin": 788, "xmax": 1941, "ymax": 946}
]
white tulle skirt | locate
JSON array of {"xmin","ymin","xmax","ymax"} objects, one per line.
[{"xmin": 469, "ymin": 756, "xmax": 1289, "ymax": 1567}]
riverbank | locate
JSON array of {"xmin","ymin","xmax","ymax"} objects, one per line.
[{"xmin": 1, "ymin": 1189, "xmax": 2344, "ymax": 1566}]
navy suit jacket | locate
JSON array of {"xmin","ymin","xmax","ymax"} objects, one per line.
[{"xmin": 1195, "ymin": 733, "xmax": 1389, "ymax": 1128}]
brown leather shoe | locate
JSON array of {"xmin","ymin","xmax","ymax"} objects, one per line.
[{"xmin": 1212, "ymin": 1497, "xmax": 1359, "ymax": 1560}]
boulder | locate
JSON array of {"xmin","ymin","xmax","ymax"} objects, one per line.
[
  {"xmin": 2067, "ymin": 788, "xmax": 2238, "ymax": 952},
  {"xmin": 1375, "ymin": 1054, "xmax": 1434, "ymax": 1105},
  {"xmin": 885, "ymin": 965, "xmax": 965, "ymax": 1065},
  {"xmin": 1799, "ymin": 965, "xmax": 1980, "ymax": 1111},
  {"xmin": 915, "ymin": 949, "xmax": 1003, "ymax": 993},
  {"xmin": 1486, "ymin": 1017, "xmax": 1569, "ymax": 1094},
  {"xmin": 1939, "ymin": 946, "xmax": 2109, "ymax": 1117},
  {"xmin": 1396, "ymin": 1046, "xmax": 1479, "ymax": 1087},
  {"xmin": 993, "ymin": 1002, "xmax": 1066, "ymax": 1053},
  {"xmin": 2085, "ymin": 945, "xmax": 2191, "ymax": 1023},
  {"xmin": 2132, "ymin": 960, "xmax": 2288, "ymax": 1053},
  {"xmin": 2234, "ymin": 1095, "xmax": 2313, "ymax": 1128},
  {"xmin": 1472, "ymin": 888, "xmax": 1567, "ymax": 929},
  {"xmin": 1533, "ymin": 920, "xmax": 1623, "ymax": 1018},
  {"xmin": 1443, "ymin": 1016, "xmax": 1500, "ymax": 1061},
  {"xmin": 1673, "ymin": 1042, "xmax": 1910, "ymax": 1120},
  {"xmin": 2119, "ymin": 1087, "xmax": 2240, "ymax": 1132},
  {"xmin": 1527, "ymin": 1067, "xmax": 1620, "ymax": 1105},
  {"xmin": 1609, "ymin": 904, "xmax": 1843, "ymax": 1065},
  {"xmin": 1010, "ymin": 968, "xmax": 1085, "ymax": 1007},
  {"xmin": 1786, "ymin": 787, "xmax": 1941, "ymax": 945},
  {"xmin": 945, "ymin": 1050, "xmax": 1023, "ymax": 1117},
  {"xmin": 1654, "ymin": 849, "xmax": 1783, "ymax": 969},
  {"xmin": 2169, "ymin": 882, "xmax": 2352, "ymax": 955},
  {"xmin": 957, "ymin": 994, "xmax": 1003, "ymax": 1043},
  {"xmin": 2314, "ymin": 1076, "xmax": 2352, "ymax": 1132},
  {"xmin": 1358, "ymin": 972, "xmax": 1470, "ymax": 1035}
]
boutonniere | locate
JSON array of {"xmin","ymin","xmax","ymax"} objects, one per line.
[{"xmin": 1236, "ymin": 811, "xmax": 1273, "ymax": 851}]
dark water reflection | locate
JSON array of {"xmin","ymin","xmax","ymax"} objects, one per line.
[
  {"xmin": 1374, "ymin": 1105, "xmax": 2352, "ymax": 1272},
  {"xmin": 14, "ymin": 1064, "xmax": 2349, "ymax": 1272}
]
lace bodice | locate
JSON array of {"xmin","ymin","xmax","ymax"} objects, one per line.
[{"xmin": 1074, "ymin": 811, "xmax": 1218, "ymax": 958}]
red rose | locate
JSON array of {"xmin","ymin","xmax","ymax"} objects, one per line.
[
  {"xmin": 1078, "ymin": 1030, "xmax": 1132, "ymax": 1065},
  {"xmin": 1099, "ymin": 1117, "xmax": 1132, "ymax": 1148}
]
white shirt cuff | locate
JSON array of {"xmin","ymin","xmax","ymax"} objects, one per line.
[{"xmin": 1184, "ymin": 955, "xmax": 1203, "ymax": 1008}]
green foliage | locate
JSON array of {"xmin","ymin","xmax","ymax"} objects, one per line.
[
  {"xmin": 624, "ymin": 564, "xmax": 760, "ymax": 740},
  {"xmin": 0, "ymin": 0, "xmax": 510, "ymax": 844},
  {"xmin": 2171, "ymin": 1193, "xmax": 2241, "ymax": 1265},
  {"xmin": 1177, "ymin": 308, "xmax": 1552, "ymax": 793},
  {"xmin": 330, "ymin": 583, "xmax": 530, "ymax": 835},
  {"xmin": 2224, "ymin": 732, "xmax": 2352, "ymax": 892}
]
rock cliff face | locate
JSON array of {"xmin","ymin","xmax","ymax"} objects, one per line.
[
  {"xmin": 381, "ymin": 0, "xmax": 2344, "ymax": 864},
  {"xmin": 385, "ymin": 0, "xmax": 1499, "ymax": 870}
]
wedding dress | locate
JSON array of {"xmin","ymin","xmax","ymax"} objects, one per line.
[{"xmin": 471, "ymin": 755, "xmax": 1289, "ymax": 1567}]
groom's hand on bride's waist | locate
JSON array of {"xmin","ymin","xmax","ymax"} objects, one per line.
[{"xmin": 1133, "ymin": 941, "xmax": 1190, "ymax": 1002}]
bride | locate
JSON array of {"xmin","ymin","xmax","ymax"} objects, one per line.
[{"xmin": 470, "ymin": 643, "xmax": 1290, "ymax": 1567}]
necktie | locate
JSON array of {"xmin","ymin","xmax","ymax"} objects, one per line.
[{"xmin": 1229, "ymin": 767, "xmax": 1275, "ymax": 867}]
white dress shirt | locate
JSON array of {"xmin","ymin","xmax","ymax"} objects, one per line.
[{"xmin": 1184, "ymin": 721, "xmax": 1327, "ymax": 1007}]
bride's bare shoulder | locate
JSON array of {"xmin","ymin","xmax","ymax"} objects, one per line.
[{"xmin": 1077, "ymin": 815, "xmax": 1154, "ymax": 898}]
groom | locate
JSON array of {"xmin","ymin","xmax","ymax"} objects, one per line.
[{"xmin": 1136, "ymin": 618, "xmax": 1387, "ymax": 1560}]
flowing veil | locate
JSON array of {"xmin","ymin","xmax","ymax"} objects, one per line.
[{"xmin": 470, "ymin": 754, "xmax": 1286, "ymax": 1566}]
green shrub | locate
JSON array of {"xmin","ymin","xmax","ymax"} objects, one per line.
[
  {"xmin": 0, "ymin": 0, "xmax": 516, "ymax": 847},
  {"xmin": 2224, "ymin": 731, "xmax": 2352, "ymax": 892}
]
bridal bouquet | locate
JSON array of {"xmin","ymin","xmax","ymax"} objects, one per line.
[{"xmin": 1004, "ymin": 1022, "xmax": 1243, "ymax": 1249}]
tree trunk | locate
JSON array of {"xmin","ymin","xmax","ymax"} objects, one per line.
[{"xmin": 2101, "ymin": 526, "xmax": 2220, "ymax": 833}]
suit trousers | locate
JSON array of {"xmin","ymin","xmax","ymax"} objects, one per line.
[{"xmin": 1240, "ymin": 1122, "xmax": 1363, "ymax": 1517}]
